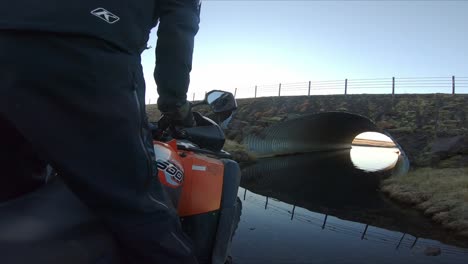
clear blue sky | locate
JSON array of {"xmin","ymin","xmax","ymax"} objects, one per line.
[{"xmin": 141, "ymin": 0, "xmax": 468, "ymax": 103}]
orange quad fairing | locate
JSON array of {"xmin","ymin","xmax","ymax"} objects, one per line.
[
  {"xmin": 178, "ymin": 151, "xmax": 224, "ymax": 217},
  {"xmin": 154, "ymin": 141, "xmax": 185, "ymax": 188},
  {"xmin": 154, "ymin": 140, "xmax": 224, "ymax": 217}
]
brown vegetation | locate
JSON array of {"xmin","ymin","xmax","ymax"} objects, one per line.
[
  {"xmin": 382, "ymin": 168, "xmax": 468, "ymax": 238},
  {"xmin": 223, "ymin": 140, "xmax": 257, "ymax": 163},
  {"xmin": 352, "ymin": 138, "xmax": 396, "ymax": 148}
]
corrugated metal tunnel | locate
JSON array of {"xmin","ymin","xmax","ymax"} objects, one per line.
[{"xmin": 243, "ymin": 112, "xmax": 402, "ymax": 157}]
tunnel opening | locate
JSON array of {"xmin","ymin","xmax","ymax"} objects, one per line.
[{"xmin": 351, "ymin": 132, "xmax": 400, "ymax": 172}]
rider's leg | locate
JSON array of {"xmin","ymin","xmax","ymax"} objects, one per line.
[
  {"xmin": 0, "ymin": 115, "xmax": 47, "ymax": 201},
  {"xmin": 0, "ymin": 31, "xmax": 197, "ymax": 264}
]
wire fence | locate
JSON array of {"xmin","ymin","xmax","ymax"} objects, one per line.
[
  {"xmin": 240, "ymin": 187, "xmax": 468, "ymax": 256},
  {"xmin": 189, "ymin": 76, "xmax": 468, "ymax": 101}
]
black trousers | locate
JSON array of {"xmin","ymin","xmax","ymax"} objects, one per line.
[{"xmin": 0, "ymin": 31, "xmax": 197, "ymax": 264}]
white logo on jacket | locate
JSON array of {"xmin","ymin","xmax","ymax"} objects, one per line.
[{"xmin": 91, "ymin": 8, "xmax": 120, "ymax": 24}]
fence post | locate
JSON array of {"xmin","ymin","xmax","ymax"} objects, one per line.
[
  {"xmin": 452, "ymin": 76, "xmax": 455, "ymax": 95},
  {"xmin": 192, "ymin": 93, "xmax": 195, "ymax": 102},
  {"xmin": 392, "ymin": 77, "xmax": 395, "ymax": 96},
  {"xmin": 344, "ymin": 79, "xmax": 348, "ymax": 95},
  {"xmin": 278, "ymin": 83, "xmax": 282, "ymax": 97},
  {"xmin": 322, "ymin": 214, "xmax": 328, "ymax": 230},
  {"xmin": 291, "ymin": 205, "xmax": 296, "ymax": 221},
  {"xmin": 410, "ymin": 237, "xmax": 419, "ymax": 249},
  {"xmin": 361, "ymin": 224, "xmax": 369, "ymax": 240},
  {"xmin": 255, "ymin": 85, "xmax": 257, "ymax": 98},
  {"xmin": 234, "ymin": 88, "xmax": 237, "ymax": 98},
  {"xmin": 308, "ymin": 81, "xmax": 311, "ymax": 96},
  {"xmin": 396, "ymin": 233, "xmax": 406, "ymax": 250}
]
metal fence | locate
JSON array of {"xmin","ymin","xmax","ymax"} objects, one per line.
[
  {"xmin": 191, "ymin": 76, "xmax": 468, "ymax": 101},
  {"xmin": 241, "ymin": 187, "xmax": 468, "ymax": 256}
]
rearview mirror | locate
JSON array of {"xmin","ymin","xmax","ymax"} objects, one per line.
[
  {"xmin": 205, "ymin": 90, "xmax": 237, "ymax": 114},
  {"xmin": 205, "ymin": 90, "xmax": 237, "ymax": 127},
  {"xmin": 206, "ymin": 91, "xmax": 226, "ymax": 105}
]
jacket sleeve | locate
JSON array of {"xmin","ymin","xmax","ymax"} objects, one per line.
[{"xmin": 155, "ymin": 0, "xmax": 201, "ymax": 112}]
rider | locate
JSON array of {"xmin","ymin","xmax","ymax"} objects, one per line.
[{"xmin": 0, "ymin": 0, "xmax": 200, "ymax": 263}]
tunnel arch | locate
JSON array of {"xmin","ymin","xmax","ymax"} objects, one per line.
[{"xmin": 243, "ymin": 111, "xmax": 407, "ymax": 160}]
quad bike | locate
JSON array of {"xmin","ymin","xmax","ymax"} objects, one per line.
[{"xmin": 0, "ymin": 90, "xmax": 242, "ymax": 264}]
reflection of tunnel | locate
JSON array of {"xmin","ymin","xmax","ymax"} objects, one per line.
[
  {"xmin": 240, "ymin": 153, "xmax": 466, "ymax": 248},
  {"xmin": 241, "ymin": 151, "xmax": 384, "ymax": 208},
  {"xmin": 244, "ymin": 112, "xmax": 402, "ymax": 157}
]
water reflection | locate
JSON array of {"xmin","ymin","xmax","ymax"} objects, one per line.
[
  {"xmin": 241, "ymin": 150, "xmax": 386, "ymax": 209},
  {"xmin": 232, "ymin": 188, "xmax": 468, "ymax": 264},
  {"xmin": 232, "ymin": 151, "xmax": 468, "ymax": 263},
  {"xmin": 350, "ymin": 146, "xmax": 400, "ymax": 172}
]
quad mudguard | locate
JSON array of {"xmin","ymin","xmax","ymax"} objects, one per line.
[{"xmin": 211, "ymin": 160, "xmax": 242, "ymax": 264}]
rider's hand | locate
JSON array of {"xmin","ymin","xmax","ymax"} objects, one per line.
[{"xmin": 158, "ymin": 101, "xmax": 195, "ymax": 130}]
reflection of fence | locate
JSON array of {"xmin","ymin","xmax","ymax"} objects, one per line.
[
  {"xmin": 241, "ymin": 188, "xmax": 468, "ymax": 256},
  {"xmin": 191, "ymin": 76, "xmax": 468, "ymax": 101}
]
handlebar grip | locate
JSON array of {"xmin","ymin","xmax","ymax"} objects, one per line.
[{"xmin": 149, "ymin": 122, "xmax": 162, "ymax": 140}]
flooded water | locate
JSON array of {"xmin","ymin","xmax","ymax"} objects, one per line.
[{"xmin": 231, "ymin": 147, "xmax": 468, "ymax": 263}]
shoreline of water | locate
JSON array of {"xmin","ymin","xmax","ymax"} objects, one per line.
[{"xmin": 382, "ymin": 167, "xmax": 468, "ymax": 239}]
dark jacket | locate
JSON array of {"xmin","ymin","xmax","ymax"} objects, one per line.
[{"xmin": 0, "ymin": 0, "xmax": 201, "ymax": 108}]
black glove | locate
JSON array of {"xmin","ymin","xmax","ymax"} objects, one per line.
[{"xmin": 158, "ymin": 101, "xmax": 195, "ymax": 130}]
